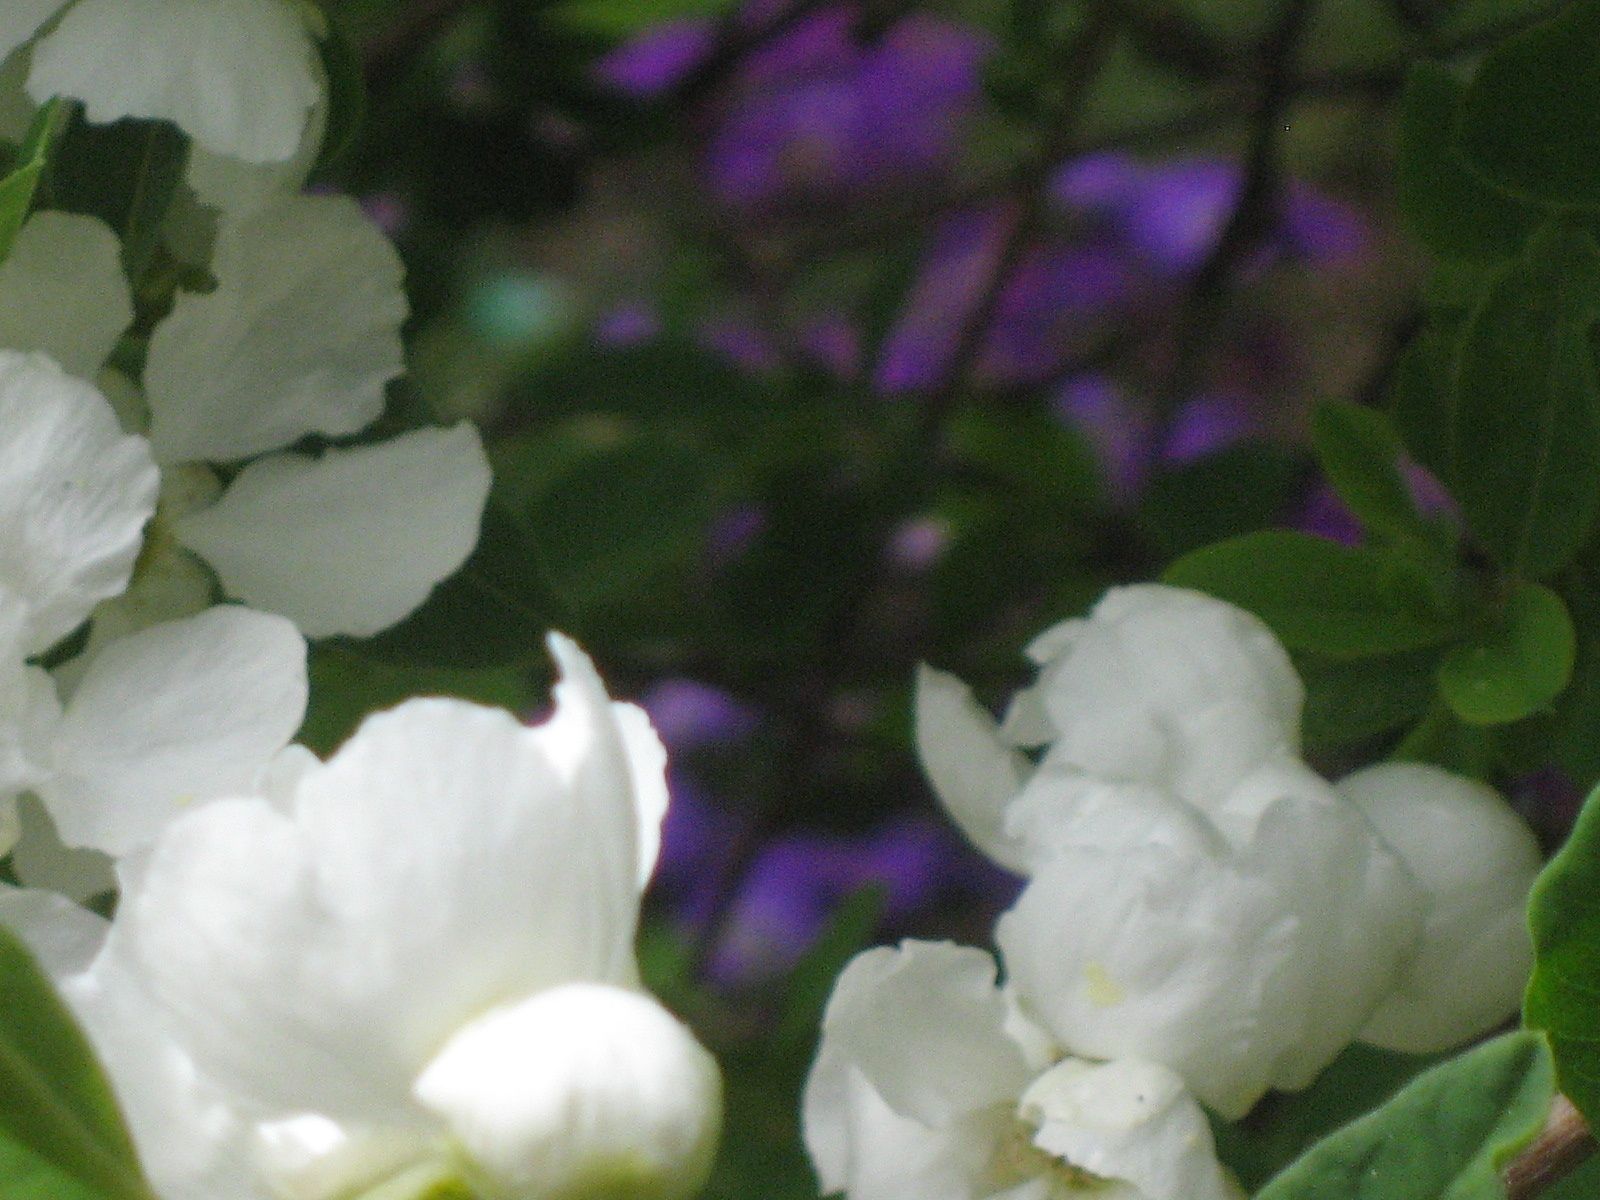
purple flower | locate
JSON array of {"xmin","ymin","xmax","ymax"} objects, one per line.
[
  {"xmin": 1053, "ymin": 375, "xmax": 1153, "ymax": 501},
  {"xmin": 593, "ymin": 19, "xmax": 718, "ymax": 97},
  {"xmin": 1161, "ymin": 391, "xmax": 1256, "ymax": 464},
  {"xmin": 594, "ymin": 302, "xmax": 663, "ymax": 348},
  {"xmin": 696, "ymin": 315, "xmax": 783, "ymax": 372},
  {"xmin": 643, "ymin": 678, "xmax": 761, "ymax": 751}
]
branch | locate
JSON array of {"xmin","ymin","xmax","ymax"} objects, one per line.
[{"xmin": 1505, "ymin": 1095, "xmax": 1597, "ymax": 1200}]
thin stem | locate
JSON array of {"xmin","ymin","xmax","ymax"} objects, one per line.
[{"xmin": 1505, "ymin": 1095, "xmax": 1597, "ymax": 1200}]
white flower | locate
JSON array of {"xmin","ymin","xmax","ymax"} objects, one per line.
[
  {"xmin": 803, "ymin": 940, "xmax": 1238, "ymax": 1200},
  {"xmin": 0, "ymin": 211, "xmax": 132, "ymax": 378},
  {"xmin": 1337, "ymin": 761, "xmax": 1543, "ymax": 1053},
  {"xmin": 0, "ymin": 350, "xmax": 157, "ymax": 654},
  {"xmin": 26, "ymin": 0, "xmax": 322, "ymax": 164},
  {"xmin": 135, "ymin": 194, "xmax": 493, "ymax": 637},
  {"xmin": 108, "ymin": 635, "xmax": 717, "ymax": 1200},
  {"xmin": 0, "ymin": 885, "xmax": 257, "ymax": 1200}
]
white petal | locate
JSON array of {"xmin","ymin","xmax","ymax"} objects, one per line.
[
  {"xmin": 187, "ymin": 97, "xmax": 327, "ymax": 213},
  {"xmin": 802, "ymin": 1036, "xmax": 1008, "ymax": 1200},
  {"xmin": 1021, "ymin": 1057, "xmax": 1234, "ymax": 1200},
  {"xmin": 0, "ymin": 2, "xmax": 60, "ymax": 64},
  {"xmin": 0, "ymin": 212, "xmax": 131, "ymax": 378},
  {"xmin": 615, "ymin": 701, "xmax": 670, "ymax": 888},
  {"xmin": 0, "ymin": 882, "xmax": 107, "ymax": 976},
  {"xmin": 28, "ymin": 0, "xmax": 319, "ymax": 163},
  {"xmin": 0, "ymin": 594, "xmax": 61, "ymax": 801},
  {"xmin": 414, "ymin": 982, "xmax": 720, "ymax": 1200},
  {"xmin": 40, "ymin": 606, "xmax": 307, "ymax": 856},
  {"xmin": 145, "ymin": 195, "xmax": 405, "ymax": 464},
  {"xmin": 996, "ymin": 840, "xmax": 1303, "ymax": 1119},
  {"xmin": 11, "ymin": 796, "xmax": 116, "ymax": 901},
  {"xmin": 915, "ymin": 665, "xmax": 1032, "ymax": 874},
  {"xmin": 1244, "ymin": 785, "xmax": 1424, "ymax": 1089},
  {"xmin": 175, "ymin": 424, "xmax": 491, "ymax": 637},
  {"xmin": 1341, "ymin": 762, "xmax": 1542, "ymax": 1052},
  {"xmin": 122, "ymin": 639, "xmax": 650, "ymax": 1116},
  {"xmin": 0, "ymin": 49, "xmax": 37, "ymax": 143},
  {"xmin": 0, "ymin": 352, "xmax": 158, "ymax": 652},
  {"xmin": 819, "ymin": 942, "xmax": 1034, "ymax": 1128},
  {"xmin": 1020, "ymin": 585, "xmax": 1302, "ymax": 807}
]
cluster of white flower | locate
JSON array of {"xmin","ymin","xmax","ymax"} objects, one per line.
[
  {"xmin": 0, "ymin": 7, "xmax": 723, "ymax": 1200},
  {"xmin": 806, "ymin": 585, "xmax": 1543, "ymax": 1200}
]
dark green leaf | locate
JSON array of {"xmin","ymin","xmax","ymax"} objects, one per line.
[
  {"xmin": 1164, "ymin": 531, "xmax": 1462, "ymax": 657},
  {"xmin": 1310, "ymin": 402, "xmax": 1429, "ymax": 545},
  {"xmin": 1527, "ymin": 784, "xmax": 1600, "ymax": 1128},
  {"xmin": 308, "ymin": 11, "xmax": 368, "ymax": 179},
  {"xmin": 1458, "ymin": 0, "xmax": 1600, "ymax": 209},
  {"xmin": 1137, "ymin": 442, "xmax": 1298, "ymax": 560},
  {"xmin": 1440, "ymin": 582, "xmax": 1575, "ymax": 725},
  {"xmin": 1397, "ymin": 63, "xmax": 1538, "ymax": 261},
  {"xmin": 1452, "ymin": 224, "xmax": 1600, "ymax": 578},
  {"xmin": 1551, "ymin": 579, "xmax": 1600, "ymax": 793},
  {"xmin": 1389, "ymin": 326, "xmax": 1460, "ymax": 486},
  {"xmin": 0, "ymin": 925, "xmax": 151, "ymax": 1200},
  {"xmin": 298, "ymin": 644, "xmax": 539, "ymax": 756},
  {"xmin": 353, "ymin": 503, "xmax": 562, "ymax": 669},
  {"xmin": 546, "ymin": 0, "xmax": 731, "ymax": 35},
  {"xmin": 1297, "ymin": 648, "xmax": 1442, "ymax": 748},
  {"xmin": 1392, "ymin": 703, "xmax": 1498, "ymax": 778},
  {"xmin": 47, "ymin": 114, "xmax": 188, "ymax": 280},
  {"xmin": 0, "ymin": 100, "xmax": 66, "ymax": 263},
  {"xmin": 1256, "ymin": 1032, "xmax": 1555, "ymax": 1200}
]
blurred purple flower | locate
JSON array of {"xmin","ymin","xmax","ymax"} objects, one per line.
[
  {"xmin": 1161, "ymin": 391, "xmax": 1255, "ymax": 464},
  {"xmin": 643, "ymin": 678, "xmax": 761, "ymax": 751},
  {"xmin": 705, "ymin": 504, "xmax": 767, "ymax": 569},
  {"xmin": 1054, "ymin": 375, "xmax": 1153, "ymax": 501},
  {"xmin": 702, "ymin": 816, "xmax": 1020, "ymax": 985},
  {"xmin": 594, "ymin": 301, "xmax": 663, "ymax": 347},
  {"xmin": 1052, "ymin": 153, "xmax": 1372, "ymax": 276},
  {"xmin": 886, "ymin": 515, "xmax": 951, "ymax": 572},
  {"xmin": 1296, "ymin": 483, "xmax": 1365, "ymax": 547},
  {"xmin": 799, "ymin": 315, "xmax": 862, "ymax": 379},
  {"xmin": 697, "ymin": 315, "xmax": 783, "ymax": 372},
  {"xmin": 593, "ymin": 19, "xmax": 718, "ymax": 97}
]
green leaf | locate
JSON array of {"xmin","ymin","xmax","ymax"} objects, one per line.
[
  {"xmin": 1452, "ymin": 224, "xmax": 1600, "ymax": 578},
  {"xmin": 0, "ymin": 100, "xmax": 66, "ymax": 263},
  {"xmin": 298, "ymin": 644, "xmax": 539, "ymax": 756},
  {"xmin": 1297, "ymin": 648, "xmax": 1442, "ymax": 749},
  {"xmin": 1389, "ymin": 325, "xmax": 1460, "ymax": 486},
  {"xmin": 1527, "ymin": 784, "xmax": 1600, "ymax": 1128},
  {"xmin": 349, "ymin": 503, "xmax": 562, "ymax": 669},
  {"xmin": 1551, "ymin": 579, "xmax": 1600, "ymax": 793},
  {"xmin": 545, "ymin": 0, "xmax": 730, "ymax": 37},
  {"xmin": 1254, "ymin": 1031, "xmax": 1555, "ymax": 1200},
  {"xmin": 308, "ymin": 11, "xmax": 368, "ymax": 179},
  {"xmin": 0, "ymin": 924, "xmax": 151, "ymax": 1200},
  {"xmin": 1392, "ymin": 703, "xmax": 1498, "ymax": 779},
  {"xmin": 48, "ymin": 114, "xmax": 188, "ymax": 280},
  {"xmin": 1310, "ymin": 402, "xmax": 1430, "ymax": 545},
  {"xmin": 1440, "ymin": 582, "xmax": 1576, "ymax": 725},
  {"xmin": 1138, "ymin": 442, "xmax": 1299, "ymax": 560},
  {"xmin": 1397, "ymin": 62, "xmax": 1538, "ymax": 261},
  {"xmin": 1457, "ymin": 0, "xmax": 1600, "ymax": 210},
  {"xmin": 1163, "ymin": 531, "xmax": 1461, "ymax": 658}
]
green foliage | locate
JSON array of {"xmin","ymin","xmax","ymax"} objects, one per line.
[
  {"xmin": 1253, "ymin": 1031, "xmax": 1554, "ymax": 1200},
  {"xmin": 1451, "ymin": 224, "xmax": 1600, "ymax": 579},
  {"xmin": 1163, "ymin": 531, "xmax": 1460, "ymax": 658},
  {"xmin": 1297, "ymin": 649, "xmax": 1441, "ymax": 749},
  {"xmin": 0, "ymin": 926, "xmax": 151, "ymax": 1200},
  {"xmin": 44, "ymin": 113, "xmax": 187, "ymax": 281},
  {"xmin": 1457, "ymin": 0, "xmax": 1600, "ymax": 209},
  {"xmin": 1137, "ymin": 443, "xmax": 1299, "ymax": 560},
  {"xmin": 309, "ymin": 10, "xmax": 369, "ymax": 179},
  {"xmin": 0, "ymin": 100, "xmax": 66, "ymax": 263},
  {"xmin": 1526, "ymin": 784, "xmax": 1600, "ymax": 1128},
  {"xmin": 1396, "ymin": 63, "xmax": 1536, "ymax": 263},
  {"xmin": 1439, "ymin": 583, "xmax": 1575, "ymax": 725},
  {"xmin": 1310, "ymin": 402, "xmax": 1430, "ymax": 547}
]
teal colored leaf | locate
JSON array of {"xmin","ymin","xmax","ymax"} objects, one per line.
[
  {"xmin": 1163, "ymin": 531, "xmax": 1461, "ymax": 658},
  {"xmin": 1440, "ymin": 582, "xmax": 1576, "ymax": 725},
  {"xmin": 1457, "ymin": 0, "xmax": 1600, "ymax": 210},
  {"xmin": 1527, "ymin": 784, "xmax": 1600, "ymax": 1128},
  {"xmin": 1397, "ymin": 62, "xmax": 1537, "ymax": 261},
  {"xmin": 0, "ymin": 99, "xmax": 66, "ymax": 263},
  {"xmin": 1452, "ymin": 224, "xmax": 1600, "ymax": 578},
  {"xmin": 1254, "ymin": 1031, "xmax": 1555, "ymax": 1200},
  {"xmin": 0, "ymin": 924, "xmax": 151, "ymax": 1200},
  {"xmin": 1310, "ymin": 402, "xmax": 1430, "ymax": 545}
]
